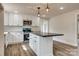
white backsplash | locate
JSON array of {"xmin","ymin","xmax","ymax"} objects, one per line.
[
  {"xmin": 4, "ymin": 26, "xmax": 40, "ymax": 32},
  {"xmin": 4, "ymin": 26, "xmax": 23, "ymax": 32}
]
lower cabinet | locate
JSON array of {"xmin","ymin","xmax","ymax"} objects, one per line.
[
  {"xmin": 29, "ymin": 33, "xmax": 53, "ymax": 56},
  {"xmin": 29, "ymin": 38, "xmax": 34, "ymax": 51},
  {"xmin": 33, "ymin": 38, "xmax": 39, "ymax": 55},
  {"xmin": 29, "ymin": 33, "xmax": 39, "ymax": 55},
  {"xmin": 6, "ymin": 32, "xmax": 23, "ymax": 45}
]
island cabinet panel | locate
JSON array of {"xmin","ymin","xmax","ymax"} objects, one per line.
[
  {"xmin": 29, "ymin": 33, "xmax": 40, "ymax": 55},
  {"xmin": 38, "ymin": 37, "xmax": 53, "ymax": 56},
  {"xmin": 29, "ymin": 33, "xmax": 53, "ymax": 56}
]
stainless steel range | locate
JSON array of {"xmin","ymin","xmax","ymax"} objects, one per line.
[{"xmin": 23, "ymin": 28, "xmax": 31, "ymax": 41}]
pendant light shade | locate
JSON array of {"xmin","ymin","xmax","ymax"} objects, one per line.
[
  {"xmin": 36, "ymin": 4, "xmax": 50, "ymax": 17},
  {"xmin": 46, "ymin": 3, "xmax": 49, "ymax": 12},
  {"xmin": 37, "ymin": 7, "xmax": 40, "ymax": 17}
]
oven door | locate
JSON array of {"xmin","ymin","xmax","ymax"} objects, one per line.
[{"xmin": 24, "ymin": 33, "xmax": 29, "ymax": 41}]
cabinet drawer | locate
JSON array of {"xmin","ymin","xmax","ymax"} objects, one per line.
[
  {"xmin": 29, "ymin": 33, "xmax": 39, "ymax": 39},
  {"xmin": 29, "ymin": 33, "xmax": 40, "ymax": 55},
  {"xmin": 33, "ymin": 39, "xmax": 39, "ymax": 55}
]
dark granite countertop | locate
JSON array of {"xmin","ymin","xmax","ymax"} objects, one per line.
[{"xmin": 31, "ymin": 31, "xmax": 64, "ymax": 37}]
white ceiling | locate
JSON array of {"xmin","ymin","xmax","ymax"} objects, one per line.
[{"xmin": 2, "ymin": 3, "xmax": 79, "ymax": 18}]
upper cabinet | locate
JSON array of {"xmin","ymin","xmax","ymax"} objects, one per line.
[
  {"xmin": 31, "ymin": 17, "xmax": 40, "ymax": 27},
  {"xmin": 8, "ymin": 13, "xmax": 14, "ymax": 26},
  {"xmin": 13, "ymin": 14, "xmax": 23, "ymax": 26},
  {"xmin": 4, "ymin": 12, "xmax": 40, "ymax": 27},
  {"xmin": 4, "ymin": 12, "xmax": 23, "ymax": 26},
  {"xmin": 18, "ymin": 15, "xmax": 23, "ymax": 26},
  {"xmin": 23, "ymin": 15, "xmax": 40, "ymax": 27},
  {"xmin": 4, "ymin": 12, "xmax": 9, "ymax": 26}
]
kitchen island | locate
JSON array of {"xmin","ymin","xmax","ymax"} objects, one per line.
[{"xmin": 29, "ymin": 31, "xmax": 64, "ymax": 56}]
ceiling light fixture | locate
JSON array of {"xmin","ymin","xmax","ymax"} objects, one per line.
[
  {"xmin": 36, "ymin": 4, "xmax": 50, "ymax": 17},
  {"xmin": 46, "ymin": 3, "xmax": 49, "ymax": 12},
  {"xmin": 37, "ymin": 7, "xmax": 40, "ymax": 17}
]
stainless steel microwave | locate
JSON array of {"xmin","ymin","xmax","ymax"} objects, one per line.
[{"xmin": 23, "ymin": 20, "xmax": 32, "ymax": 26}]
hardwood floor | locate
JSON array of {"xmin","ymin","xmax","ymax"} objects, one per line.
[
  {"xmin": 4, "ymin": 40, "xmax": 79, "ymax": 56},
  {"xmin": 53, "ymin": 41, "xmax": 78, "ymax": 56},
  {"xmin": 4, "ymin": 41, "xmax": 36, "ymax": 56}
]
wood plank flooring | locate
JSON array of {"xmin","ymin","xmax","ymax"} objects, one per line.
[
  {"xmin": 4, "ymin": 41, "xmax": 36, "ymax": 56},
  {"xmin": 53, "ymin": 41, "xmax": 78, "ymax": 56},
  {"xmin": 4, "ymin": 40, "xmax": 79, "ymax": 56}
]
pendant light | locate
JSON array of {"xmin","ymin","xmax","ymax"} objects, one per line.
[
  {"xmin": 36, "ymin": 4, "xmax": 50, "ymax": 17},
  {"xmin": 46, "ymin": 3, "xmax": 49, "ymax": 12},
  {"xmin": 37, "ymin": 7, "xmax": 40, "ymax": 17}
]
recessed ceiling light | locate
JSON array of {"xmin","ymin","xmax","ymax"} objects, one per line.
[{"xmin": 60, "ymin": 7, "xmax": 64, "ymax": 10}]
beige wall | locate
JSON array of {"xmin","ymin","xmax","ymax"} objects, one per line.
[
  {"xmin": 0, "ymin": 9, "xmax": 4, "ymax": 55},
  {"xmin": 49, "ymin": 10, "xmax": 79, "ymax": 46}
]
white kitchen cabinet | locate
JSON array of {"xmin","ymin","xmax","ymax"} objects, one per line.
[
  {"xmin": 18, "ymin": 14, "xmax": 23, "ymax": 26},
  {"xmin": 29, "ymin": 37, "xmax": 33, "ymax": 49},
  {"xmin": 4, "ymin": 12, "xmax": 9, "ymax": 26},
  {"xmin": 8, "ymin": 13, "xmax": 14, "ymax": 26},
  {"xmin": 29, "ymin": 33, "xmax": 53, "ymax": 56},
  {"xmin": 33, "ymin": 38, "xmax": 39, "ymax": 54},
  {"xmin": 13, "ymin": 14, "xmax": 23, "ymax": 26},
  {"xmin": 4, "ymin": 12, "xmax": 23, "ymax": 26},
  {"xmin": 11, "ymin": 13, "xmax": 23, "ymax": 26},
  {"xmin": 6, "ymin": 32, "xmax": 23, "ymax": 45},
  {"xmin": 13, "ymin": 14, "xmax": 19, "ymax": 26},
  {"xmin": 29, "ymin": 33, "xmax": 39, "ymax": 55},
  {"xmin": 32, "ymin": 20, "xmax": 37, "ymax": 26},
  {"xmin": 22, "ymin": 15, "xmax": 40, "ymax": 26},
  {"xmin": 32, "ymin": 17, "xmax": 40, "ymax": 26}
]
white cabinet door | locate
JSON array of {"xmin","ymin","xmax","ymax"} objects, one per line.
[
  {"xmin": 4, "ymin": 12, "xmax": 9, "ymax": 26},
  {"xmin": 29, "ymin": 33, "xmax": 40, "ymax": 55},
  {"xmin": 8, "ymin": 13, "xmax": 14, "ymax": 26},
  {"xmin": 14, "ymin": 14, "xmax": 23, "ymax": 26},
  {"xmin": 33, "ymin": 38, "xmax": 39, "ymax": 55},
  {"xmin": 6, "ymin": 33, "xmax": 14, "ymax": 44},
  {"xmin": 14, "ymin": 14, "xmax": 19, "ymax": 26},
  {"xmin": 32, "ymin": 19, "xmax": 36, "ymax": 26},
  {"xmin": 18, "ymin": 15, "xmax": 23, "ymax": 26},
  {"xmin": 32, "ymin": 20, "xmax": 39, "ymax": 26},
  {"xmin": 29, "ymin": 38, "xmax": 33, "ymax": 49},
  {"xmin": 32, "ymin": 17, "xmax": 40, "ymax": 26},
  {"xmin": 8, "ymin": 13, "xmax": 23, "ymax": 26},
  {"xmin": 34, "ymin": 35, "xmax": 40, "ymax": 54},
  {"xmin": 29, "ymin": 33, "xmax": 34, "ymax": 50}
]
